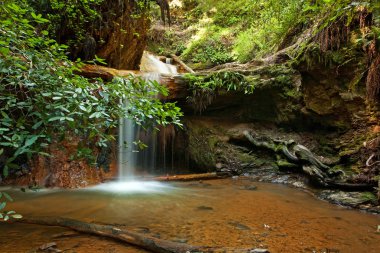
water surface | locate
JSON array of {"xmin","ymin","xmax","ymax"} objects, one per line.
[{"xmin": 1, "ymin": 179, "xmax": 379, "ymax": 253}]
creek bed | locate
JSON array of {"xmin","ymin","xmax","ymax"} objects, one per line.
[{"xmin": 0, "ymin": 179, "xmax": 379, "ymax": 253}]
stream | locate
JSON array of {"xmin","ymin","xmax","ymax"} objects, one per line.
[{"xmin": 1, "ymin": 178, "xmax": 379, "ymax": 253}]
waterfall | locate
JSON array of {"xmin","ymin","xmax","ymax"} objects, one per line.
[{"xmin": 118, "ymin": 52, "xmax": 178, "ymax": 180}]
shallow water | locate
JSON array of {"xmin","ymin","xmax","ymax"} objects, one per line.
[{"xmin": 1, "ymin": 179, "xmax": 379, "ymax": 253}]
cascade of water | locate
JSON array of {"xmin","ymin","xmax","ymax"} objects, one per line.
[{"xmin": 118, "ymin": 52, "xmax": 178, "ymax": 180}]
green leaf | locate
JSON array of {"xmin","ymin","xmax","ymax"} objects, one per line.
[
  {"xmin": 11, "ymin": 214, "xmax": 22, "ymax": 219},
  {"xmin": 2, "ymin": 192, "xmax": 12, "ymax": 203},
  {"xmin": 3, "ymin": 165, "xmax": 8, "ymax": 177},
  {"xmin": 89, "ymin": 112, "xmax": 101, "ymax": 119},
  {"xmin": 32, "ymin": 121, "xmax": 43, "ymax": 130},
  {"xmin": 24, "ymin": 136, "xmax": 38, "ymax": 147},
  {"xmin": 1, "ymin": 111, "xmax": 9, "ymax": 119},
  {"xmin": 0, "ymin": 202, "xmax": 6, "ymax": 210},
  {"xmin": 0, "ymin": 47, "xmax": 10, "ymax": 56},
  {"xmin": 48, "ymin": 116, "xmax": 62, "ymax": 122}
]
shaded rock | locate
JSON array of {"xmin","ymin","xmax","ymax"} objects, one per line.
[
  {"xmin": 39, "ymin": 242, "xmax": 57, "ymax": 250},
  {"xmin": 196, "ymin": 206, "xmax": 214, "ymax": 211},
  {"xmin": 228, "ymin": 221, "xmax": 251, "ymax": 230},
  {"xmin": 240, "ymin": 185, "xmax": 258, "ymax": 191},
  {"xmin": 250, "ymin": 249, "xmax": 270, "ymax": 253},
  {"xmin": 292, "ymin": 181, "xmax": 306, "ymax": 188},
  {"xmin": 39, "ymin": 242, "xmax": 62, "ymax": 252},
  {"xmin": 172, "ymin": 238, "xmax": 188, "ymax": 243},
  {"xmin": 51, "ymin": 232, "xmax": 79, "ymax": 239},
  {"xmin": 319, "ymin": 190, "xmax": 374, "ymax": 207},
  {"xmin": 136, "ymin": 227, "xmax": 151, "ymax": 234}
]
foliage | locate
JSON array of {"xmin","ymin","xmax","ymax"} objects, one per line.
[
  {"xmin": 29, "ymin": 0, "xmax": 104, "ymax": 44},
  {"xmin": 184, "ymin": 71, "xmax": 255, "ymax": 113},
  {"xmin": 0, "ymin": 1, "xmax": 182, "ymax": 177},
  {"xmin": 184, "ymin": 65, "xmax": 299, "ymax": 113},
  {"xmin": 0, "ymin": 192, "xmax": 22, "ymax": 221},
  {"xmin": 179, "ymin": 0, "xmax": 304, "ymax": 64},
  {"xmin": 181, "ymin": 27, "xmax": 234, "ymax": 67},
  {"xmin": 293, "ymin": 0, "xmax": 380, "ymax": 102}
]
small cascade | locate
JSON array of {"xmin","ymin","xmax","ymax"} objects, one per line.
[
  {"xmin": 140, "ymin": 52, "xmax": 177, "ymax": 74},
  {"xmin": 118, "ymin": 52, "xmax": 179, "ymax": 180}
]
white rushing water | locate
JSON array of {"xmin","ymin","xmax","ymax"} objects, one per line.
[
  {"xmin": 118, "ymin": 52, "xmax": 177, "ymax": 181},
  {"xmin": 88, "ymin": 181, "xmax": 173, "ymax": 194}
]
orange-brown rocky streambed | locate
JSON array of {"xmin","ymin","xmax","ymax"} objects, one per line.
[{"xmin": 1, "ymin": 179, "xmax": 379, "ymax": 253}]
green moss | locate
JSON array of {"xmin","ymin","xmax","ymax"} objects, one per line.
[
  {"xmin": 180, "ymin": 0, "xmax": 304, "ymax": 63},
  {"xmin": 276, "ymin": 159, "xmax": 299, "ymax": 169},
  {"xmin": 360, "ymin": 192, "xmax": 378, "ymax": 204},
  {"xmin": 236, "ymin": 152, "xmax": 257, "ymax": 164}
]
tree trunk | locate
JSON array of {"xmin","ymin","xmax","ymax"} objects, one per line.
[{"xmin": 19, "ymin": 217, "xmax": 253, "ymax": 253}]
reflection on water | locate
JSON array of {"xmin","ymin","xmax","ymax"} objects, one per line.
[
  {"xmin": 1, "ymin": 179, "xmax": 379, "ymax": 253},
  {"xmin": 86, "ymin": 181, "xmax": 174, "ymax": 193}
]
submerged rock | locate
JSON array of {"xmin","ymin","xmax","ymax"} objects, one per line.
[
  {"xmin": 240, "ymin": 185, "xmax": 258, "ymax": 191},
  {"xmin": 228, "ymin": 221, "xmax": 251, "ymax": 230},
  {"xmin": 196, "ymin": 206, "xmax": 214, "ymax": 211},
  {"xmin": 250, "ymin": 249, "xmax": 270, "ymax": 253},
  {"xmin": 172, "ymin": 238, "xmax": 188, "ymax": 243}
]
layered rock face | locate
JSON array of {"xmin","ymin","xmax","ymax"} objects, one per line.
[{"xmin": 9, "ymin": 137, "xmax": 117, "ymax": 188}]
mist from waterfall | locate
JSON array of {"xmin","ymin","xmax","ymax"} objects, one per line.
[{"xmin": 118, "ymin": 52, "xmax": 178, "ymax": 181}]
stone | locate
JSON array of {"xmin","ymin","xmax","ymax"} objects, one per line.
[
  {"xmin": 250, "ymin": 249, "xmax": 270, "ymax": 253},
  {"xmin": 196, "ymin": 206, "xmax": 214, "ymax": 211},
  {"xmin": 240, "ymin": 185, "xmax": 258, "ymax": 191},
  {"xmin": 319, "ymin": 190, "xmax": 372, "ymax": 207},
  {"xmin": 51, "ymin": 232, "xmax": 79, "ymax": 238},
  {"xmin": 136, "ymin": 227, "xmax": 150, "ymax": 234},
  {"xmin": 228, "ymin": 221, "xmax": 251, "ymax": 230},
  {"xmin": 39, "ymin": 242, "xmax": 62, "ymax": 252},
  {"xmin": 173, "ymin": 238, "xmax": 188, "ymax": 243},
  {"xmin": 292, "ymin": 181, "xmax": 305, "ymax": 188},
  {"xmin": 39, "ymin": 242, "xmax": 57, "ymax": 250}
]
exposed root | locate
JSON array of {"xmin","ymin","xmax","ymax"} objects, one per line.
[
  {"xmin": 242, "ymin": 131, "xmax": 375, "ymax": 190},
  {"xmin": 366, "ymin": 153, "xmax": 380, "ymax": 167}
]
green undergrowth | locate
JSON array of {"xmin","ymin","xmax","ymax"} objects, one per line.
[
  {"xmin": 178, "ymin": 0, "xmax": 305, "ymax": 66},
  {"xmin": 152, "ymin": 0, "xmax": 380, "ymax": 71},
  {"xmin": 0, "ymin": 1, "xmax": 182, "ymax": 178}
]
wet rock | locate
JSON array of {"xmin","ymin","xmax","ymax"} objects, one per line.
[
  {"xmin": 39, "ymin": 242, "xmax": 62, "ymax": 252},
  {"xmin": 151, "ymin": 233, "xmax": 161, "ymax": 239},
  {"xmin": 240, "ymin": 185, "xmax": 258, "ymax": 191},
  {"xmin": 292, "ymin": 181, "xmax": 306, "ymax": 188},
  {"xmin": 39, "ymin": 242, "xmax": 57, "ymax": 250},
  {"xmin": 228, "ymin": 221, "xmax": 251, "ymax": 230},
  {"xmin": 196, "ymin": 206, "xmax": 214, "ymax": 211},
  {"xmin": 250, "ymin": 249, "xmax": 270, "ymax": 253},
  {"xmin": 51, "ymin": 232, "xmax": 79, "ymax": 238},
  {"xmin": 136, "ymin": 227, "xmax": 150, "ymax": 234},
  {"xmin": 319, "ymin": 190, "xmax": 374, "ymax": 207},
  {"xmin": 172, "ymin": 238, "xmax": 188, "ymax": 243},
  {"xmin": 272, "ymin": 175, "xmax": 290, "ymax": 184}
]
